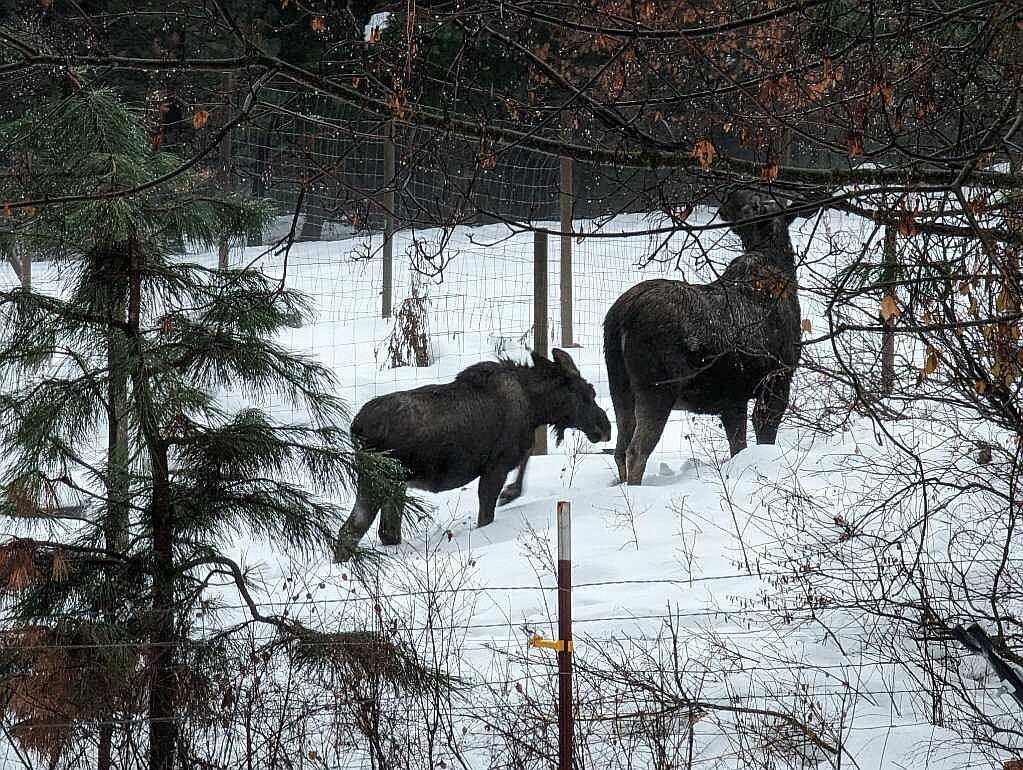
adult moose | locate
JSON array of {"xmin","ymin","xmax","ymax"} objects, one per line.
[
  {"xmin": 604, "ymin": 189, "xmax": 809, "ymax": 485},
  {"xmin": 334, "ymin": 349, "xmax": 611, "ymax": 561}
]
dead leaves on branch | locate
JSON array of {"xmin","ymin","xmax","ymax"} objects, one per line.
[
  {"xmin": 996, "ymin": 285, "xmax": 1019, "ymax": 313},
  {"xmin": 2, "ymin": 623, "xmax": 142, "ymax": 760},
  {"xmin": 386, "ymin": 93, "xmax": 406, "ymax": 120},
  {"xmin": 692, "ymin": 139, "xmax": 717, "ymax": 169},
  {"xmin": 870, "ymin": 79, "xmax": 895, "ymax": 107},
  {"xmin": 0, "ymin": 539, "xmax": 72, "ymax": 592},
  {"xmin": 478, "ymin": 142, "xmax": 498, "ymax": 170},
  {"xmin": 984, "ymin": 318, "xmax": 1023, "ymax": 387},
  {"xmin": 292, "ymin": 628, "xmax": 451, "ymax": 692},
  {"xmin": 880, "ymin": 295, "xmax": 901, "ymax": 323},
  {"xmin": 897, "ymin": 208, "xmax": 917, "ymax": 238},
  {"xmin": 846, "ymin": 132, "xmax": 864, "ymax": 160}
]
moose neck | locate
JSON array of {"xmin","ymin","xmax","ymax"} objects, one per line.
[
  {"xmin": 515, "ymin": 366, "xmax": 567, "ymax": 428},
  {"xmin": 741, "ymin": 221, "xmax": 797, "ymax": 275}
]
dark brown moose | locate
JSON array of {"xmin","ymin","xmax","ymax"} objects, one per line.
[
  {"xmin": 603, "ymin": 189, "xmax": 809, "ymax": 485},
  {"xmin": 335, "ymin": 349, "xmax": 611, "ymax": 561}
]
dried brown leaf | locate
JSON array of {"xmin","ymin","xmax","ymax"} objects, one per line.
[
  {"xmin": 879, "ymin": 295, "xmax": 900, "ymax": 322},
  {"xmin": 692, "ymin": 139, "xmax": 717, "ymax": 169},
  {"xmin": 846, "ymin": 132, "xmax": 863, "ymax": 159}
]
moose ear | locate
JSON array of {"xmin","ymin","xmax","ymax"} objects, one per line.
[
  {"xmin": 551, "ymin": 348, "xmax": 580, "ymax": 376},
  {"xmin": 529, "ymin": 350, "xmax": 547, "ymax": 368}
]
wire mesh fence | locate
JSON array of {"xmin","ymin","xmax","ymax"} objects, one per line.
[
  {"xmin": 3, "ymin": 64, "xmax": 998, "ymax": 770},
  {"xmin": 204, "ymin": 77, "xmax": 869, "ymax": 464},
  {"xmin": 3, "ymin": 555, "xmax": 1017, "ymax": 770}
]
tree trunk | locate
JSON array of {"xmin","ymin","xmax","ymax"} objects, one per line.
[
  {"xmin": 99, "ymin": 265, "xmax": 130, "ymax": 770},
  {"xmin": 146, "ymin": 438, "xmax": 175, "ymax": 770},
  {"xmin": 126, "ymin": 256, "xmax": 177, "ymax": 770},
  {"xmin": 881, "ymin": 226, "xmax": 897, "ymax": 396},
  {"xmin": 98, "ymin": 723, "xmax": 113, "ymax": 770},
  {"xmin": 298, "ymin": 186, "xmax": 328, "ymax": 241},
  {"xmin": 298, "ymin": 208, "xmax": 326, "ymax": 241},
  {"xmin": 218, "ymin": 72, "xmax": 235, "ymax": 269},
  {"xmin": 106, "ymin": 289, "xmax": 129, "ymax": 552}
]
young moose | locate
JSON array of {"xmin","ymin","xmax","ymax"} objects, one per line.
[
  {"xmin": 334, "ymin": 349, "xmax": 611, "ymax": 561},
  {"xmin": 603, "ymin": 189, "xmax": 807, "ymax": 485}
]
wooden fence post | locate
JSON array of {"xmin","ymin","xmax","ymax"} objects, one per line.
[
  {"xmin": 559, "ymin": 110, "xmax": 575, "ymax": 348},
  {"xmin": 21, "ymin": 248, "xmax": 29, "ymax": 291},
  {"xmin": 533, "ymin": 230, "xmax": 549, "ymax": 456},
  {"xmin": 382, "ymin": 121, "xmax": 395, "ymax": 319},
  {"xmin": 218, "ymin": 73, "xmax": 235, "ymax": 270}
]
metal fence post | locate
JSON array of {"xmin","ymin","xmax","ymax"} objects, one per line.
[
  {"xmin": 533, "ymin": 230, "xmax": 549, "ymax": 455},
  {"xmin": 382, "ymin": 121, "xmax": 395, "ymax": 319},
  {"xmin": 557, "ymin": 500, "xmax": 574, "ymax": 770},
  {"xmin": 526, "ymin": 501, "xmax": 575, "ymax": 766},
  {"xmin": 559, "ymin": 110, "xmax": 574, "ymax": 347}
]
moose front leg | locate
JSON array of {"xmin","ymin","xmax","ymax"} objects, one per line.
[
  {"xmin": 720, "ymin": 401, "xmax": 749, "ymax": 457},
  {"xmin": 498, "ymin": 451, "xmax": 530, "ymax": 506},
  {"xmin": 477, "ymin": 469, "xmax": 509, "ymax": 527},
  {"xmin": 753, "ymin": 373, "xmax": 792, "ymax": 446}
]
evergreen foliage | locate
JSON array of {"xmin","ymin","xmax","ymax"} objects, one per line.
[{"xmin": 0, "ymin": 85, "xmax": 414, "ymax": 769}]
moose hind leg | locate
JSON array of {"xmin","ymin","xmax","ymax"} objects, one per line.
[
  {"xmin": 477, "ymin": 469, "xmax": 509, "ymax": 528},
  {"xmin": 612, "ymin": 390, "xmax": 636, "ymax": 484},
  {"xmin": 720, "ymin": 402, "xmax": 749, "ymax": 457},
  {"xmin": 625, "ymin": 389, "xmax": 673, "ymax": 485},
  {"xmin": 335, "ymin": 490, "xmax": 382, "ymax": 563},
  {"xmin": 753, "ymin": 374, "xmax": 792, "ymax": 446}
]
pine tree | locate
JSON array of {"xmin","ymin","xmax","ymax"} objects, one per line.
[{"xmin": 0, "ymin": 85, "xmax": 413, "ymax": 770}]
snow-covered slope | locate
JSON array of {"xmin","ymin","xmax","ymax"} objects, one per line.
[{"xmin": 3, "ymin": 209, "xmax": 1016, "ymax": 769}]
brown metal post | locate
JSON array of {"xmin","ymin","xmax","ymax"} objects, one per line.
[
  {"xmin": 559, "ymin": 110, "xmax": 574, "ymax": 348},
  {"xmin": 556, "ymin": 500, "xmax": 573, "ymax": 770},
  {"xmin": 382, "ymin": 122, "xmax": 395, "ymax": 319},
  {"xmin": 533, "ymin": 231, "xmax": 549, "ymax": 455}
]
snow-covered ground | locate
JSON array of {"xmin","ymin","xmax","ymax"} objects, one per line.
[{"xmin": 4, "ymin": 208, "xmax": 1018, "ymax": 769}]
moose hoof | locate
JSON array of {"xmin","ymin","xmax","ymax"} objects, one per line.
[
  {"xmin": 378, "ymin": 531, "xmax": 401, "ymax": 547},
  {"xmin": 333, "ymin": 539, "xmax": 359, "ymax": 564},
  {"xmin": 497, "ymin": 487, "xmax": 521, "ymax": 506}
]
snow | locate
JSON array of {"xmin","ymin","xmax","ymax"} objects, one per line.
[
  {"xmin": 3, "ymin": 208, "xmax": 1017, "ymax": 768},
  {"xmin": 363, "ymin": 11, "xmax": 390, "ymax": 42}
]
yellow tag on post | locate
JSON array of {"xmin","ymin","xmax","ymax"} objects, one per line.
[{"xmin": 528, "ymin": 635, "xmax": 574, "ymax": 653}]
